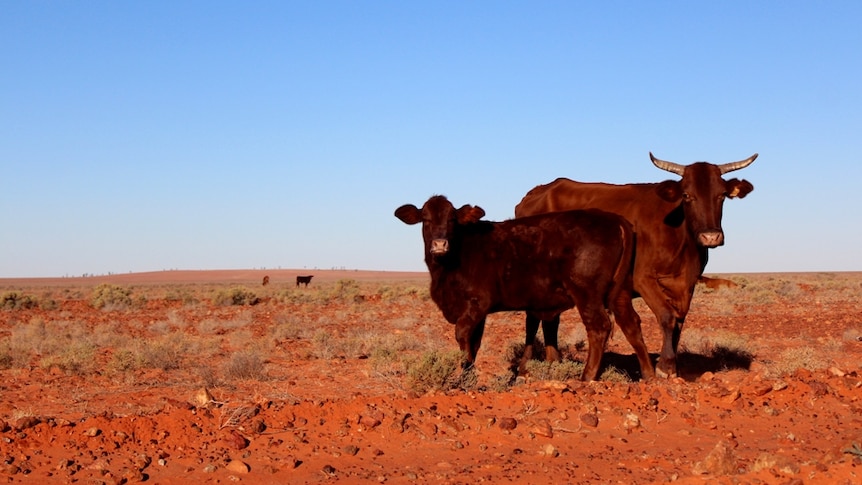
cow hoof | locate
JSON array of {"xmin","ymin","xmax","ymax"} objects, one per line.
[{"xmin": 655, "ymin": 368, "xmax": 677, "ymax": 379}]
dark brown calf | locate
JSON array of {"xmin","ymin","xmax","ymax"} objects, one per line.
[
  {"xmin": 262, "ymin": 275, "xmax": 270, "ymax": 286},
  {"xmin": 395, "ymin": 195, "xmax": 654, "ymax": 381},
  {"xmin": 296, "ymin": 275, "xmax": 313, "ymax": 287}
]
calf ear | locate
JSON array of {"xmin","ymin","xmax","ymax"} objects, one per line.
[
  {"xmin": 655, "ymin": 180, "xmax": 683, "ymax": 203},
  {"xmin": 726, "ymin": 178, "xmax": 754, "ymax": 199},
  {"xmin": 456, "ymin": 205, "xmax": 485, "ymax": 224},
  {"xmin": 394, "ymin": 204, "xmax": 422, "ymax": 225}
]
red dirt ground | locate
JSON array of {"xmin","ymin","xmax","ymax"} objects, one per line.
[{"xmin": 1, "ymin": 269, "xmax": 861, "ymax": 484}]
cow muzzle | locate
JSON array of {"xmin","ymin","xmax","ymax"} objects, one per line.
[
  {"xmin": 698, "ymin": 231, "xmax": 725, "ymax": 248},
  {"xmin": 430, "ymin": 239, "xmax": 449, "ymax": 255}
]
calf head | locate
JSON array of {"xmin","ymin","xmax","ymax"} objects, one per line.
[
  {"xmin": 651, "ymin": 153, "xmax": 756, "ymax": 248},
  {"xmin": 395, "ymin": 195, "xmax": 485, "ymax": 259}
]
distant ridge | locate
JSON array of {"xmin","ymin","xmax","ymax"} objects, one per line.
[{"xmin": 0, "ymin": 269, "xmax": 430, "ymax": 287}]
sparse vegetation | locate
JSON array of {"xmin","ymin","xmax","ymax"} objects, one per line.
[
  {"xmin": 90, "ymin": 283, "xmax": 134, "ymax": 310},
  {"xmin": 405, "ymin": 349, "xmax": 476, "ymax": 394},
  {"xmin": 1, "ymin": 291, "xmax": 40, "ymax": 310},
  {"xmin": 212, "ymin": 286, "xmax": 260, "ymax": 306}
]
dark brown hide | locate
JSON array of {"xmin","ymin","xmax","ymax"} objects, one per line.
[
  {"xmin": 395, "ymin": 195, "xmax": 654, "ymax": 382},
  {"xmin": 296, "ymin": 275, "xmax": 313, "ymax": 287},
  {"xmin": 514, "ymin": 153, "xmax": 755, "ymax": 377}
]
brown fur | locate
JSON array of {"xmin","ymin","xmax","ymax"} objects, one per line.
[
  {"xmin": 396, "ymin": 195, "xmax": 654, "ymax": 382},
  {"xmin": 515, "ymin": 155, "xmax": 755, "ymax": 377}
]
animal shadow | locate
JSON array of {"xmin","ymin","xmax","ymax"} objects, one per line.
[{"xmin": 602, "ymin": 349, "xmax": 754, "ymax": 382}]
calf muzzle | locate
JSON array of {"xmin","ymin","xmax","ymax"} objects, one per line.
[{"xmin": 430, "ymin": 239, "xmax": 449, "ymax": 255}]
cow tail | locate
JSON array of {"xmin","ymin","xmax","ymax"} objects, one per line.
[{"xmin": 609, "ymin": 221, "xmax": 636, "ymax": 308}]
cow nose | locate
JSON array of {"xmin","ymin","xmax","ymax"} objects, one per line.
[
  {"xmin": 698, "ymin": 231, "xmax": 724, "ymax": 247},
  {"xmin": 430, "ymin": 239, "xmax": 449, "ymax": 255}
]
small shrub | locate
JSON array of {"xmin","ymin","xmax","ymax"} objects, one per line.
[
  {"xmin": 405, "ymin": 349, "xmax": 476, "ymax": 394},
  {"xmin": 768, "ymin": 346, "xmax": 829, "ymax": 376},
  {"xmin": 91, "ymin": 284, "xmax": 133, "ymax": 310},
  {"xmin": 135, "ymin": 335, "xmax": 192, "ymax": 370},
  {"xmin": 39, "ymin": 342, "xmax": 98, "ymax": 375},
  {"xmin": 223, "ymin": 350, "xmax": 266, "ymax": 380},
  {"xmin": 330, "ymin": 279, "xmax": 362, "ymax": 302},
  {"xmin": 599, "ymin": 365, "xmax": 632, "ymax": 383},
  {"xmin": 1, "ymin": 292, "xmax": 39, "ymax": 310},
  {"xmin": 212, "ymin": 287, "xmax": 260, "ymax": 306},
  {"xmin": 524, "ymin": 359, "xmax": 585, "ymax": 381}
]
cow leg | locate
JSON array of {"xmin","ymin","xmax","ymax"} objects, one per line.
[
  {"xmin": 576, "ymin": 303, "xmax": 612, "ymax": 382},
  {"xmin": 455, "ymin": 317, "xmax": 486, "ymax": 370},
  {"xmin": 542, "ymin": 316, "xmax": 562, "ymax": 363},
  {"xmin": 610, "ymin": 292, "xmax": 655, "ymax": 380}
]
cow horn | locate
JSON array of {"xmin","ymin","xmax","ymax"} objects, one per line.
[
  {"xmin": 717, "ymin": 153, "xmax": 758, "ymax": 174},
  {"xmin": 649, "ymin": 152, "xmax": 685, "ymax": 176}
]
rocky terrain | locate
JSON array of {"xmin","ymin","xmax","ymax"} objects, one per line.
[{"xmin": 1, "ymin": 270, "xmax": 861, "ymax": 484}]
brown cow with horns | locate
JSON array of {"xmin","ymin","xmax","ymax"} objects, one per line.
[
  {"xmin": 515, "ymin": 152, "xmax": 756, "ymax": 378},
  {"xmin": 395, "ymin": 195, "xmax": 655, "ymax": 381}
]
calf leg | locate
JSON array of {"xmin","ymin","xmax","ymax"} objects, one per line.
[
  {"xmin": 519, "ymin": 314, "xmax": 541, "ymax": 374},
  {"xmin": 542, "ymin": 316, "xmax": 562, "ymax": 363},
  {"xmin": 576, "ymin": 303, "xmax": 612, "ymax": 382},
  {"xmin": 519, "ymin": 314, "xmax": 562, "ymax": 375}
]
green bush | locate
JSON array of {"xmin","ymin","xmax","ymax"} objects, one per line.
[
  {"xmin": 90, "ymin": 284, "xmax": 133, "ymax": 310},
  {"xmin": 405, "ymin": 349, "xmax": 476, "ymax": 394},
  {"xmin": 212, "ymin": 287, "xmax": 260, "ymax": 306},
  {"xmin": 1, "ymin": 291, "xmax": 40, "ymax": 310}
]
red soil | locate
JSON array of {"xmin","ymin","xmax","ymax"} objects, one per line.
[{"xmin": 1, "ymin": 270, "xmax": 861, "ymax": 484}]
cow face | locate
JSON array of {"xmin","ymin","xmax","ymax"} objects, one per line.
[
  {"xmin": 395, "ymin": 195, "xmax": 485, "ymax": 258},
  {"xmin": 652, "ymin": 154, "xmax": 756, "ymax": 248}
]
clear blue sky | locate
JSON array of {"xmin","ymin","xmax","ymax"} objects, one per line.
[{"xmin": 2, "ymin": 1, "xmax": 860, "ymax": 278}]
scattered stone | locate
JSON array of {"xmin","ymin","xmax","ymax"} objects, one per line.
[
  {"xmin": 0, "ymin": 419, "xmax": 8, "ymax": 433},
  {"xmin": 772, "ymin": 380, "xmax": 789, "ymax": 391},
  {"xmin": 530, "ymin": 419, "xmax": 553, "ymax": 438},
  {"xmin": 343, "ymin": 445, "xmax": 360, "ymax": 456},
  {"xmin": 202, "ymin": 463, "xmax": 218, "ymax": 473},
  {"xmin": 692, "ymin": 440, "xmax": 738, "ymax": 476},
  {"xmin": 751, "ymin": 453, "xmax": 800, "ymax": 475},
  {"xmin": 622, "ymin": 413, "xmax": 641, "ymax": 431},
  {"xmin": 225, "ymin": 460, "xmax": 250, "ymax": 474},
  {"xmin": 580, "ymin": 413, "xmax": 599, "ymax": 428},
  {"xmin": 13, "ymin": 416, "xmax": 40, "ymax": 431},
  {"xmin": 359, "ymin": 415, "xmax": 382, "ymax": 429},
  {"xmin": 829, "ymin": 366, "xmax": 846, "ymax": 377},
  {"xmin": 752, "ymin": 382, "xmax": 773, "ymax": 397},
  {"xmin": 83, "ymin": 427, "xmax": 102, "ymax": 437},
  {"xmin": 133, "ymin": 454, "xmax": 151, "ymax": 471},
  {"xmin": 498, "ymin": 417, "xmax": 518, "ymax": 430},
  {"xmin": 722, "ymin": 389, "xmax": 741, "ymax": 404},
  {"xmin": 540, "ymin": 444, "xmax": 559, "ymax": 458},
  {"xmin": 223, "ymin": 430, "xmax": 249, "ymax": 450},
  {"xmin": 322, "ymin": 464, "xmax": 337, "ymax": 477},
  {"xmin": 248, "ymin": 418, "xmax": 267, "ymax": 434}
]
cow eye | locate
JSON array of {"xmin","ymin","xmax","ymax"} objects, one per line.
[{"xmin": 682, "ymin": 193, "xmax": 693, "ymax": 202}]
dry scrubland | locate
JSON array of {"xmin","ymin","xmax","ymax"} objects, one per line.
[{"xmin": 0, "ymin": 270, "xmax": 861, "ymax": 484}]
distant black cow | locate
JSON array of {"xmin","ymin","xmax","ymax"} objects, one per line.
[
  {"xmin": 395, "ymin": 195, "xmax": 654, "ymax": 381},
  {"xmin": 296, "ymin": 275, "xmax": 313, "ymax": 287},
  {"xmin": 262, "ymin": 275, "xmax": 270, "ymax": 286}
]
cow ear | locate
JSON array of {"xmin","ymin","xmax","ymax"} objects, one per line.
[
  {"xmin": 394, "ymin": 204, "xmax": 422, "ymax": 225},
  {"xmin": 655, "ymin": 180, "xmax": 683, "ymax": 202},
  {"xmin": 456, "ymin": 205, "xmax": 485, "ymax": 224},
  {"xmin": 726, "ymin": 178, "xmax": 754, "ymax": 199}
]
